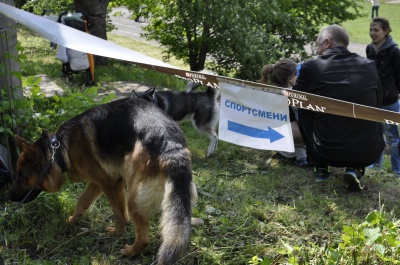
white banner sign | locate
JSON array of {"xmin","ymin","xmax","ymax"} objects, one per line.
[{"xmin": 219, "ymin": 82, "xmax": 294, "ymax": 152}]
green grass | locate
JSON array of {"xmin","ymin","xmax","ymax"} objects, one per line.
[
  {"xmin": 343, "ymin": 1, "xmax": 400, "ymax": 44},
  {"xmin": 107, "ymin": 34, "xmax": 188, "ymax": 70},
  {"xmin": 2, "ymin": 21, "xmax": 400, "ymax": 265}
]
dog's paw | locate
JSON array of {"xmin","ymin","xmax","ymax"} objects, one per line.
[
  {"xmin": 68, "ymin": 215, "xmax": 77, "ymax": 223},
  {"xmin": 106, "ymin": 226, "xmax": 124, "ymax": 236},
  {"xmin": 120, "ymin": 241, "xmax": 149, "ymax": 257},
  {"xmin": 120, "ymin": 244, "xmax": 135, "ymax": 257},
  {"xmin": 106, "ymin": 226, "xmax": 117, "ymax": 235}
]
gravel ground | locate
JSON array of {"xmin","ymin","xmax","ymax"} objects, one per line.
[{"xmin": 348, "ymin": 42, "xmax": 367, "ymax": 57}]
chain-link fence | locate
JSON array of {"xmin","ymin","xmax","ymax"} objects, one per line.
[{"xmin": 0, "ymin": 27, "xmax": 21, "ymax": 187}]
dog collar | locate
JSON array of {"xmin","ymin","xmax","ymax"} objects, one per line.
[{"xmin": 50, "ymin": 134, "xmax": 67, "ymax": 173}]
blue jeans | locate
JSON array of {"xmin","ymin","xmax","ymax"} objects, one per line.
[{"xmin": 371, "ymin": 101, "xmax": 400, "ymax": 174}]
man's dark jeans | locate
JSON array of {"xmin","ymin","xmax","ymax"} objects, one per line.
[{"xmin": 371, "ymin": 6, "xmax": 379, "ymax": 18}]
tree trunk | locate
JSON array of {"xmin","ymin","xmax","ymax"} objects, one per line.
[{"xmin": 74, "ymin": 0, "xmax": 110, "ymax": 65}]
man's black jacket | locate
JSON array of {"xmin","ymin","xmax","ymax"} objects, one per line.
[{"xmin": 293, "ymin": 46, "xmax": 384, "ymax": 167}]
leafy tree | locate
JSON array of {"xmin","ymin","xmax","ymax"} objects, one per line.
[
  {"xmin": 123, "ymin": 0, "xmax": 364, "ymax": 80},
  {"xmin": 15, "ymin": 0, "xmax": 74, "ymax": 15}
]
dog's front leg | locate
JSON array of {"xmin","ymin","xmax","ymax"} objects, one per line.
[
  {"xmin": 69, "ymin": 182, "xmax": 102, "ymax": 223},
  {"xmin": 102, "ymin": 178, "xmax": 129, "ymax": 236}
]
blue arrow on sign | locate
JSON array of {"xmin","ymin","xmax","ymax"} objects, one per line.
[{"xmin": 228, "ymin": 120, "xmax": 284, "ymax": 143}]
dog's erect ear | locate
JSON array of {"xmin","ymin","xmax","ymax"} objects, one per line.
[
  {"xmin": 15, "ymin": 134, "xmax": 40, "ymax": 161},
  {"xmin": 149, "ymin": 87, "xmax": 156, "ymax": 99},
  {"xmin": 131, "ymin": 90, "xmax": 139, "ymax": 98},
  {"xmin": 144, "ymin": 87, "xmax": 156, "ymax": 94},
  {"xmin": 15, "ymin": 134, "xmax": 31, "ymax": 151}
]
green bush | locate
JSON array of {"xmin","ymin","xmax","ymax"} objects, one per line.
[{"xmin": 251, "ymin": 209, "xmax": 400, "ymax": 264}]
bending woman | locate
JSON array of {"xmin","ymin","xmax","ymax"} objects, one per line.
[{"xmin": 259, "ymin": 59, "xmax": 307, "ymax": 167}]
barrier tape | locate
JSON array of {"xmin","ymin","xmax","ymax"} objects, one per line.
[{"xmin": 1, "ymin": 3, "xmax": 400, "ymax": 125}]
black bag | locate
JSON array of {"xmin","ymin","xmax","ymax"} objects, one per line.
[{"xmin": 0, "ymin": 144, "xmax": 12, "ymax": 186}]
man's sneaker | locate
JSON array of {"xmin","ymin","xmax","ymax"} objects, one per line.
[
  {"xmin": 343, "ymin": 167, "xmax": 365, "ymax": 191},
  {"xmin": 314, "ymin": 166, "xmax": 330, "ymax": 182}
]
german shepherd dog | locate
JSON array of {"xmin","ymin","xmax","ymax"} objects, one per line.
[
  {"xmin": 132, "ymin": 87, "xmax": 219, "ymax": 157},
  {"xmin": 6, "ymin": 97, "xmax": 197, "ymax": 265}
]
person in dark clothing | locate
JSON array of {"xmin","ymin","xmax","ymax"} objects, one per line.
[
  {"xmin": 293, "ymin": 24, "xmax": 385, "ymax": 191},
  {"xmin": 366, "ymin": 17, "xmax": 400, "ymax": 176}
]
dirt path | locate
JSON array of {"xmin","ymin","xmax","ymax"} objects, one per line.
[{"xmin": 348, "ymin": 42, "xmax": 367, "ymax": 57}]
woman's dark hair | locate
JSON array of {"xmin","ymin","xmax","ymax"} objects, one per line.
[
  {"xmin": 371, "ymin": 17, "xmax": 392, "ymax": 35},
  {"xmin": 259, "ymin": 59, "xmax": 296, "ymax": 88}
]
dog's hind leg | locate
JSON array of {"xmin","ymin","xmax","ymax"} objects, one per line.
[
  {"xmin": 120, "ymin": 194, "xmax": 150, "ymax": 257},
  {"xmin": 121, "ymin": 177, "xmax": 164, "ymax": 257},
  {"xmin": 192, "ymin": 108, "xmax": 219, "ymax": 157},
  {"xmin": 196, "ymin": 128, "xmax": 218, "ymax": 157},
  {"xmin": 206, "ymin": 133, "xmax": 218, "ymax": 157},
  {"xmin": 206, "ymin": 106, "xmax": 220, "ymax": 157},
  {"xmin": 101, "ymin": 178, "xmax": 129, "ymax": 236},
  {"xmin": 192, "ymin": 121, "xmax": 218, "ymax": 157},
  {"xmin": 69, "ymin": 182, "xmax": 102, "ymax": 223},
  {"xmin": 120, "ymin": 208, "xmax": 150, "ymax": 257}
]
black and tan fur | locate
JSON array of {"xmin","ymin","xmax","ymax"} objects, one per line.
[
  {"xmin": 6, "ymin": 97, "xmax": 197, "ymax": 265},
  {"xmin": 132, "ymin": 87, "xmax": 219, "ymax": 157}
]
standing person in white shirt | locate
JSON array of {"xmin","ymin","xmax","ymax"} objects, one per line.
[{"xmin": 371, "ymin": 0, "xmax": 380, "ymax": 19}]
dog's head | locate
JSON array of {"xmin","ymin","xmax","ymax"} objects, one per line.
[
  {"xmin": 6, "ymin": 130, "xmax": 66, "ymax": 203},
  {"xmin": 131, "ymin": 87, "xmax": 158, "ymax": 105}
]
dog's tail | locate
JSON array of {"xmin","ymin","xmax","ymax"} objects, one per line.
[{"xmin": 157, "ymin": 151, "xmax": 197, "ymax": 265}]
